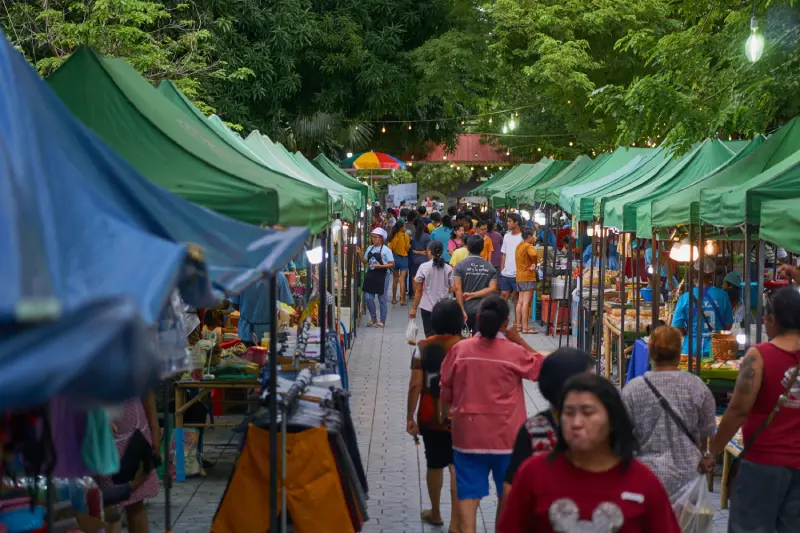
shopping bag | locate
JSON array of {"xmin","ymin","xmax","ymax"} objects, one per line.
[
  {"xmin": 670, "ymin": 475, "xmax": 713, "ymax": 533},
  {"xmin": 406, "ymin": 319, "xmax": 419, "ymax": 345},
  {"xmin": 157, "ymin": 428, "xmax": 203, "ymax": 480}
]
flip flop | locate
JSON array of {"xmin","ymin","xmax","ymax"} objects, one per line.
[
  {"xmin": 376, "ymin": 322, "xmax": 385, "ymax": 328},
  {"xmin": 523, "ymin": 329, "xmax": 537, "ymax": 335},
  {"xmin": 421, "ymin": 510, "xmax": 444, "ymax": 526}
]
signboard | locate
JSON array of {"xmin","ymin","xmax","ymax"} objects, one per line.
[{"xmin": 387, "ymin": 183, "xmax": 418, "ymax": 208}]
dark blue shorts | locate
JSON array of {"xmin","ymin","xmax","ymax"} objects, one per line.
[
  {"xmin": 499, "ymin": 275, "xmax": 517, "ymax": 293},
  {"xmin": 453, "ymin": 450, "xmax": 511, "ymax": 500},
  {"xmin": 393, "ymin": 255, "xmax": 409, "ymax": 271}
]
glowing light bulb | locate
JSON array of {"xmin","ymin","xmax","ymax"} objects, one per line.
[
  {"xmin": 381, "ymin": 126, "xmax": 386, "ymax": 133},
  {"xmin": 443, "ymin": 155, "xmax": 447, "ymax": 160},
  {"xmin": 569, "ymin": 141, "xmax": 574, "ymax": 147},
  {"xmin": 537, "ymin": 147, "xmax": 542, "ymax": 152},
  {"xmin": 509, "ymin": 118, "xmax": 517, "ymax": 130},
  {"xmin": 745, "ymin": 16, "xmax": 764, "ymax": 62},
  {"xmin": 408, "ymin": 124, "xmax": 412, "ymax": 130},
  {"xmin": 306, "ymin": 246, "xmax": 324, "ymax": 265},
  {"xmin": 502, "ymin": 125, "xmax": 508, "ymax": 134},
  {"xmin": 488, "ymin": 117, "xmax": 493, "ymax": 124},
  {"xmin": 736, "ymin": 333, "xmax": 746, "ymax": 345}
]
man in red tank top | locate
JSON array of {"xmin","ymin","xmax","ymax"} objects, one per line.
[{"xmin": 710, "ymin": 284, "xmax": 800, "ymax": 532}]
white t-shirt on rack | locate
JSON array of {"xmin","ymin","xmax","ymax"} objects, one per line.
[{"xmin": 501, "ymin": 232, "xmax": 524, "ymax": 278}]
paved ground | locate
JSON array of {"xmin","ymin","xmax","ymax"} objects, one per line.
[{"xmin": 149, "ymin": 303, "xmax": 730, "ymax": 532}]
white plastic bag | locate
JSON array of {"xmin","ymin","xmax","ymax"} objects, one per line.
[
  {"xmin": 671, "ymin": 475, "xmax": 713, "ymax": 533},
  {"xmin": 406, "ymin": 319, "xmax": 419, "ymax": 345}
]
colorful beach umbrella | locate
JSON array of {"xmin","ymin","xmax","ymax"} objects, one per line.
[{"xmin": 342, "ymin": 151, "xmax": 406, "ymax": 170}]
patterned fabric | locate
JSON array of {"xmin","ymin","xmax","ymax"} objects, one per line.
[
  {"xmin": 96, "ymin": 399, "xmax": 159, "ymax": 509},
  {"xmin": 621, "ymin": 371, "xmax": 716, "ymax": 497},
  {"xmin": 524, "ymin": 413, "xmax": 558, "ymax": 454}
]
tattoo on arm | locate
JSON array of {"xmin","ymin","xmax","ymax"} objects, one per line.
[{"xmin": 736, "ymin": 353, "xmax": 757, "ymax": 395}]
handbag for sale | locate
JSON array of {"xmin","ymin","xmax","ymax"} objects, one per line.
[{"xmin": 725, "ymin": 361, "xmax": 800, "ymax": 503}]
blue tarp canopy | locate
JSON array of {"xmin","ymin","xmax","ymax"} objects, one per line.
[{"xmin": 0, "ymin": 34, "xmax": 305, "ymax": 409}]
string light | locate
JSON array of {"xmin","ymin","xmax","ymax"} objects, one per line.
[
  {"xmin": 506, "ymin": 150, "xmax": 510, "ymax": 156},
  {"xmin": 442, "ymin": 155, "xmax": 447, "ymax": 160},
  {"xmin": 502, "ymin": 125, "xmax": 509, "ymax": 134},
  {"xmin": 470, "ymin": 166, "xmax": 474, "ymax": 170},
  {"xmin": 499, "ymin": 166, "xmax": 503, "ymax": 170},
  {"xmin": 381, "ymin": 126, "xmax": 386, "ymax": 133},
  {"xmin": 567, "ymin": 100, "xmax": 572, "ymax": 104},
  {"xmin": 488, "ymin": 117, "xmax": 493, "ymax": 124},
  {"xmin": 569, "ymin": 141, "xmax": 574, "ymax": 147},
  {"xmin": 408, "ymin": 124, "xmax": 412, "ymax": 130},
  {"xmin": 537, "ymin": 147, "xmax": 542, "ymax": 152},
  {"xmin": 484, "ymin": 166, "xmax": 488, "ymax": 170}
]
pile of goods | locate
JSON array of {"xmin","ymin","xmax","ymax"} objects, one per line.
[
  {"xmin": 573, "ymin": 266, "xmax": 618, "ymax": 288},
  {"xmin": 606, "ymin": 307, "xmax": 667, "ymax": 333}
]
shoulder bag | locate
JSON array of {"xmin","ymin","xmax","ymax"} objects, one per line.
[
  {"xmin": 725, "ymin": 360, "xmax": 800, "ymax": 502},
  {"xmin": 643, "ymin": 376, "xmax": 699, "ymax": 448}
]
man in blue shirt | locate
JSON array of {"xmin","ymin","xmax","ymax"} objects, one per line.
[
  {"xmin": 534, "ymin": 223, "xmax": 557, "ymax": 248},
  {"xmin": 232, "ymin": 272, "xmax": 294, "ymax": 344},
  {"xmin": 671, "ymin": 258, "xmax": 733, "ymax": 356}
]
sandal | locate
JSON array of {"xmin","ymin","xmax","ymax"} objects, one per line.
[
  {"xmin": 523, "ymin": 329, "xmax": 537, "ymax": 335},
  {"xmin": 421, "ymin": 510, "xmax": 444, "ymax": 527},
  {"xmin": 376, "ymin": 322, "xmax": 385, "ymax": 328},
  {"xmin": 366, "ymin": 321, "xmax": 377, "ymax": 328}
]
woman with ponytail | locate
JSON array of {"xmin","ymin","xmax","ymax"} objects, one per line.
[
  {"xmin": 409, "ymin": 217, "xmax": 432, "ymax": 300},
  {"xmin": 410, "ymin": 241, "xmax": 454, "ymax": 337},
  {"xmin": 441, "ymin": 295, "xmax": 544, "ymax": 532}
]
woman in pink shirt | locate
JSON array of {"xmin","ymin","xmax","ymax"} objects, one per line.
[{"xmin": 441, "ymin": 295, "xmax": 543, "ymax": 533}]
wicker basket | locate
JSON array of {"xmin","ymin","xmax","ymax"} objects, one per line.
[{"xmin": 711, "ymin": 333, "xmax": 738, "ymax": 362}]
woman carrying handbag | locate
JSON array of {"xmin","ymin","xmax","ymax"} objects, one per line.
[{"xmin": 710, "ymin": 287, "xmax": 800, "ymax": 533}]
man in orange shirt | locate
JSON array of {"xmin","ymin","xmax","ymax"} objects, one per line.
[{"xmin": 478, "ymin": 220, "xmax": 494, "ymax": 263}]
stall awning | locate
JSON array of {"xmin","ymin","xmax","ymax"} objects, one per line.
[
  {"xmin": 600, "ymin": 140, "xmax": 740, "ymax": 233},
  {"xmin": 312, "ymin": 154, "xmax": 374, "ymax": 203},
  {"xmin": 0, "ymin": 34, "xmax": 189, "ymax": 408},
  {"xmin": 531, "ymin": 155, "xmax": 604, "ymax": 205},
  {"xmin": 48, "ymin": 48, "xmax": 331, "ymax": 232},
  {"xmin": 647, "ymin": 121, "xmax": 800, "ymax": 231}
]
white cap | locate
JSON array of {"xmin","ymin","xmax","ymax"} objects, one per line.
[
  {"xmin": 370, "ymin": 228, "xmax": 388, "ymax": 241},
  {"xmin": 694, "ymin": 258, "xmax": 716, "ymax": 274}
]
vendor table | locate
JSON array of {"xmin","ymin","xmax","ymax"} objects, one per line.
[
  {"xmin": 173, "ymin": 377, "xmax": 261, "ymax": 482},
  {"xmin": 603, "ymin": 315, "xmax": 637, "ymax": 382}
]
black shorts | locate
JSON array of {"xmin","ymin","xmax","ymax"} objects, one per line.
[
  {"xmin": 420, "ymin": 429, "xmax": 454, "ymax": 469},
  {"xmin": 421, "ymin": 308, "xmax": 434, "ymax": 338}
]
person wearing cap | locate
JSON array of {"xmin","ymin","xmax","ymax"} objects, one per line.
[
  {"xmin": 723, "ymin": 271, "xmax": 741, "ymax": 291},
  {"xmin": 357, "ymin": 228, "xmax": 395, "ymax": 327},
  {"xmin": 671, "ymin": 258, "xmax": 733, "ymax": 356}
]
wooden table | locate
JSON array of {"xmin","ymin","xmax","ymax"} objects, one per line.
[
  {"xmin": 173, "ymin": 378, "xmax": 261, "ymax": 482},
  {"xmin": 603, "ymin": 315, "xmax": 632, "ymax": 383}
]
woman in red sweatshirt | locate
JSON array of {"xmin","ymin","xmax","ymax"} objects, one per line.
[
  {"xmin": 440, "ymin": 295, "xmax": 543, "ymax": 533},
  {"xmin": 498, "ymin": 374, "xmax": 680, "ymax": 533}
]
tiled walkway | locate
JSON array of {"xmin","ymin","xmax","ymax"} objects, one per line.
[{"xmin": 150, "ymin": 303, "xmax": 730, "ymax": 532}]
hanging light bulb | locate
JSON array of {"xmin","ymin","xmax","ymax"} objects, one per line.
[
  {"xmin": 567, "ymin": 100, "xmax": 572, "ymax": 104},
  {"xmin": 499, "ymin": 166, "xmax": 503, "ymax": 170},
  {"xmin": 470, "ymin": 166, "xmax": 474, "ymax": 171},
  {"xmin": 502, "ymin": 125, "xmax": 508, "ymax": 134},
  {"xmin": 408, "ymin": 124, "xmax": 412, "ymax": 130},
  {"xmin": 484, "ymin": 166, "xmax": 488, "ymax": 170},
  {"xmin": 569, "ymin": 141, "xmax": 574, "ymax": 147},
  {"xmin": 443, "ymin": 155, "xmax": 447, "ymax": 160},
  {"xmin": 408, "ymin": 161, "xmax": 413, "ymax": 167},
  {"xmin": 745, "ymin": 15, "xmax": 765, "ymax": 63},
  {"xmin": 705, "ymin": 240, "xmax": 716, "ymax": 255},
  {"xmin": 381, "ymin": 126, "xmax": 386, "ymax": 133},
  {"xmin": 537, "ymin": 147, "xmax": 542, "ymax": 152},
  {"xmin": 436, "ymin": 123, "xmax": 440, "ymax": 130},
  {"xmin": 346, "ymin": 152, "xmax": 353, "ymax": 158},
  {"xmin": 456, "ymin": 166, "xmax": 460, "ymax": 170},
  {"xmin": 509, "ymin": 117, "xmax": 517, "ymax": 131},
  {"xmin": 506, "ymin": 150, "xmax": 510, "ymax": 156},
  {"xmin": 461, "ymin": 120, "xmax": 465, "ymax": 126}
]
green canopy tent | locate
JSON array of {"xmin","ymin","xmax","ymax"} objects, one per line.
[
  {"xmin": 481, "ymin": 163, "xmax": 548, "ymax": 198},
  {"xmin": 313, "ymin": 154, "xmax": 375, "ymax": 203},
  {"xmin": 48, "ymin": 48, "xmax": 330, "ymax": 231},
  {"xmin": 504, "ymin": 160, "xmax": 573, "ymax": 208},
  {"xmin": 489, "ymin": 160, "xmax": 555, "ymax": 208},
  {"xmin": 238, "ymin": 131, "xmax": 360, "ymax": 221},
  {"xmin": 529, "ymin": 154, "xmax": 606, "ymax": 205},
  {"xmin": 558, "ymin": 148, "xmax": 659, "ymax": 217},
  {"xmin": 293, "ymin": 151, "xmax": 361, "ymax": 221},
  {"xmin": 155, "ymin": 82, "xmax": 355, "ymax": 224},
  {"xmin": 647, "ymin": 119, "xmax": 800, "ymax": 234},
  {"xmin": 470, "ymin": 168, "xmax": 512, "ymax": 195},
  {"xmin": 601, "ymin": 140, "xmax": 742, "ymax": 233},
  {"xmin": 760, "ymin": 199, "xmax": 800, "ymax": 254},
  {"xmin": 547, "ymin": 148, "xmax": 649, "ymax": 208},
  {"xmin": 700, "ymin": 145, "xmax": 800, "ymax": 228}
]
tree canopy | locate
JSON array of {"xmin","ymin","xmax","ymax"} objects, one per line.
[{"xmin": 2, "ymin": 0, "xmax": 799, "ymax": 169}]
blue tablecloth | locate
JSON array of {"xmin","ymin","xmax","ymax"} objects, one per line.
[{"xmin": 626, "ymin": 339, "xmax": 650, "ymax": 384}]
